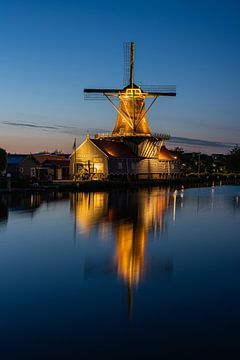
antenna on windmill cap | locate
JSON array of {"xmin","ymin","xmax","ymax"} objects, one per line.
[
  {"xmin": 130, "ymin": 41, "xmax": 134, "ymax": 88},
  {"xmin": 123, "ymin": 41, "xmax": 135, "ymax": 87}
]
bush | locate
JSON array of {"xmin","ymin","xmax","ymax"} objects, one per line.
[{"xmin": 0, "ymin": 148, "xmax": 7, "ymax": 172}]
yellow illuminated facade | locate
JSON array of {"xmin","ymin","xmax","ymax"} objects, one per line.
[
  {"xmin": 112, "ymin": 86, "xmax": 152, "ymax": 136},
  {"xmin": 69, "ymin": 136, "xmax": 109, "ymax": 180}
]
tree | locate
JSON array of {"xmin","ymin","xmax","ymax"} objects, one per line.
[
  {"xmin": 171, "ymin": 147, "xmax": 184, "ymax": 160},
  {"xmin": 226, "ymin": 145, "xmax": 240, "ymax": 172},
  {"xmin": 0, "ymin": 148, "xmax": 7, "ymax": 173}
]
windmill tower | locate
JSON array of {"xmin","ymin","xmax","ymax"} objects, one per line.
[{"xmin": 84, "ymin": 42, "xmax": 176, "ymax": 139}]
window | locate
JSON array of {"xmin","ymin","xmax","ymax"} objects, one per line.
[
  {"xmin": 31, "ymin": 168, "xmax": 36, "ymax": 177},
  {"xmin": 94, "ymin": 163, "xmax": 104, "ymax": 173},
  {"xmin": 118, "ymin": 162, "xmax": 123, "ymax": 170}
]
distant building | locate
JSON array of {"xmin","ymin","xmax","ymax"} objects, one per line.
[
  {"xmin": 7, "ymin": 154, "xmax": 40, "ymax": 179},
  {"xmin": 33, "ymin": 154, "xmax": 70, "ymax": 180},
  {"xmin": 7, "ymin": 153, "xmax": 70, "ymax": 181}
]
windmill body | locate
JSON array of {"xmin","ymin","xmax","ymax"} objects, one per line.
[{"xmin": 112, "ymin": 84, "xmax": 151, "ymax": 136}]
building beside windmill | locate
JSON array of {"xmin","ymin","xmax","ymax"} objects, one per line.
[{"xmin": 70, "ymin": 42, "xmax": 180, "ymax": 180}]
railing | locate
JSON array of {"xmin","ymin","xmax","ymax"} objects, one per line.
[{"xmin": 94, "ymin": 132, "xmax": 170, "ymax": 140}]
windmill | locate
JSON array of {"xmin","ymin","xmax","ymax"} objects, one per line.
[{"xmin": 84, "ymin": 42, "xmax": 176, "ymax": 140}]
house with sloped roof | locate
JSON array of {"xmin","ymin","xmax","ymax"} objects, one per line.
[
  {"xmin": 70, "ymin": 134, "xmax": 180, "ymax": 180},
  {"xmin": 7, "ymin": 153, "xmax": 70, "ymax": 181},
  {"xmin": 33, "ymin": 154, "xmax": 70, "ymax": 180},
  {"xmin": 7, "ymin": 154, "xmax": 40, "ymax": 179}
]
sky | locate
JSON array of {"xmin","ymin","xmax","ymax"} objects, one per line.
[{"xmin": 0, "ymin": 0, "xmax": 240, "ymax": 154}]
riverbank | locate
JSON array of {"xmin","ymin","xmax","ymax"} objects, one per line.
[{"xmin": 0, "ymin": 174, "xmax": 239, "ymax": 193}]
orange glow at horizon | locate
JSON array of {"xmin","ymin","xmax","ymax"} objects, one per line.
[{"xmin": 1, "ymin": 131, "xmax": 74, "ymax": 154}]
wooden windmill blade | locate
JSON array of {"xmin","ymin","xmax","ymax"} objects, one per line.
[
  {"xmin": 84, "ymin": 88, "xmax": 121, "ymax": 100},
  {"xmin": 141, "ymin": 85, "xmax": 176, "ymax": 96},
  {"xmin": 83, "ymin": 41, "xmax": 176, "ymax": 137},
  {"xmin": 84, "ymin": 41, "xmax": 136, "ymax": 100},
  {"xmin": 123, "ymin": 42, "xmax": 131, "ymax": 86}
]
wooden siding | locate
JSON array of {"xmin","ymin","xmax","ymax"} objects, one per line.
[
  {"xmin": 70, "ymin": 138, "xmax": 108, "ymax": 179},
  {"xmin": 108, "ymin": 158, "xmax": 138, "ymax": 175},
  {"xmin": 137, "ymin": 139, "xmax": 161, "ymax": 158},
  {"xmin": 136, "ymin": 159, "xmax": 180, "ymax": 178},
  {"xmin": 109, "ymin": 158, "xmax": 180, "ymax": 176}
]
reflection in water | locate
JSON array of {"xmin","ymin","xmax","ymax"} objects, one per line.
[
  {"xmin": 70, "ymin": 185, "xmax": 240, "ymax": 313},
  {"xmin": 73, "ymin": 192, "xmax": 109, "ymax": 233},
  {"xmin": 0, "ymin": 199, "xmax": 8, "ymax": 229},
  {"xmin": 71, "ymin": 188, "xmax": 174, "ymax": 312},
  {"xmin": 0, "ymin": 192, "xmax": 42, "ymax": 215},
  {"xmin": 173, "ymin": 190, "xmax": 177, "ymax": 221},
  {"xmin": 0, "ymin": 186, "xmax": 240, "ymax": 357},
  {"xmin": 112, "ymin": 190, "xmax": 171, "ymax": 287},
  {"xmin": 0, "ymin": 192, "xmax": 70, "ymax": 230}
]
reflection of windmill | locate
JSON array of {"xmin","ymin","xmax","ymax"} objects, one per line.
[
  {"xmin": 84, "ymin": 42, "xmax": 176, "ymax": 139},
  {"xmin": 72, "ymin": 189, "xmax": 173, "ymax": 316}
]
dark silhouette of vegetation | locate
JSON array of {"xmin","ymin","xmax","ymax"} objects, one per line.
[
  {"xmin": 176, "ymin": 145, "xmax": 240, "ymax": 176},
  {"xmin": 226, "ymin": 146, "xmax": 240, "ymax": 173},
  {"xmin": 0, "ymin": 148, "xmax": 7, "ymax": 172}
]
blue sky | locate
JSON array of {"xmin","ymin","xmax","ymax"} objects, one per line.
[{"xmin": 0, "ymin": 0, "xmax": 239, "ymax": 153}]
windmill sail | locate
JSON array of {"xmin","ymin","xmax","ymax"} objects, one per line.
[
  {"xmin": 83, "ymin": 42, "xmax": 176, "ymax": 137},
  {"xmin": 123, "ymin": 42, "xmax": 131, "ymax": 86}
]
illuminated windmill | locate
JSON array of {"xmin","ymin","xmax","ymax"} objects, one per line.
[{"xmin": 84, "ymin": 42, "xmax": 176, "ymax": 139}]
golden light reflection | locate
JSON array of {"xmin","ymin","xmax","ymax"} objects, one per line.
[
  {"xmin": 71, "ymin": 188, "xmax": 177, "ymax": 312},
  {"xmin": 115, "ymin": 189, "xmax": 170, "ymax": 287},
  {"xmin": 173, "ymin": 190, "xmax": 177, "ymax": 222},
  {"xmin": 72, "ymin": 188, "xmax": 171, "ymax": 279},
  {"xmin": 70, "ymin": 192, "xmax": 108, "ymax": 233},
  {"xmin": 115, "ymin": 221, "xmax": 146, "ymax": 287}
]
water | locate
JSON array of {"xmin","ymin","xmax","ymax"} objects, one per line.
[{"xmin": 0, "ymin": 186, "xmax": 239, "ymax": 359}]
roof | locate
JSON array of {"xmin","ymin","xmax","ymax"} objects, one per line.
[
  {"xmin": 43, "ymin": 159, "xmax": 70, "ymax": 167},
  {"xmin": 7, "ymin": 154, "xmax": 28, "ymax": 165},
  {"xmin": 158, "ymin": 146, "xmax": 176, "ymax": 161},
  {"xmin": 91, "ymin": 139, "xmax": 138, "ymax": 158},
  {"xmin": 33, "ymin": 154, "xmax": 69, "ymax": 164}
]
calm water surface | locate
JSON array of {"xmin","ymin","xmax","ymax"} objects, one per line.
[{"xmin": 0, "ymin": 185, "xmax": 239, "ymax": 359}]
